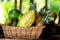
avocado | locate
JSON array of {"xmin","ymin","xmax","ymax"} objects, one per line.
[{"xmin": 5, "ymin": 18, "xmax": 13, "ymax": 26}]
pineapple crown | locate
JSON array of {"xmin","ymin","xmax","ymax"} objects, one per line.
[
  {"xmin": 39, "ymin": 7, "xmax": 54, "ymax": 25},
  {"xmin": 29, "ymin": 3, "xmax": 36, "ymax": 11}
]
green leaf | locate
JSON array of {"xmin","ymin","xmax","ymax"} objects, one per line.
[
  {"xmin": 2, "ymin": 2, "xmax": 14, "ymax": 22},
  {"xmin": 41, "ymin": 9, "xmax": 54, "ymax": 25},
  {"xmin": 50, "ymin": 0, "xmax": 60, "ymax": 14}
]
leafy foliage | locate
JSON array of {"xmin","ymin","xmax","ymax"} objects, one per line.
[{"xmin": 39, "ymin": 7, "xmax": 54, "ymax": 25}]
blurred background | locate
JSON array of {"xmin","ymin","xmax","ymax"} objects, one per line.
[{"xmin": 0, "ymin": 0, "xmax": 45, "ymax": 24}]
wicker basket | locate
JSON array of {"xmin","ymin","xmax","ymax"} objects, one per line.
[{"xmin": 1, "ymin": 24, "xmax": 45, "ymax": 39}]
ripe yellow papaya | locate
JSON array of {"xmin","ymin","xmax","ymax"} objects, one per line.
[{"xmin": 17, "ymin": 10, "xmax": 35, "ymax": 27}]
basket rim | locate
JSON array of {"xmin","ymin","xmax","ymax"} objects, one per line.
[{"xmin": 0, "ymin": 24, "xmax": 45, "ymax": 28}]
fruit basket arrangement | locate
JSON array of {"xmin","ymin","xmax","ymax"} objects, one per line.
[{"xmin": 0, "ymin": 0, "xmax": 57, "ymax": 39}]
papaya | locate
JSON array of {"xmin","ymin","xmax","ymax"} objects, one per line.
[{"xmin": 17, "ymin": 10, "xmax": 35, "ymax": 27}]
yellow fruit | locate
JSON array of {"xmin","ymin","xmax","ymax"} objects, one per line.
[
  {"xmin": 36, "ymin": 22, "xmax": 43, "ymax": 27},
  {"xmin": 35, "ymin": 13, "xmax": 41, "ymax": 25},
  {"xmin": 17, "ymin": 10, "xmax": 35, "ymax": 27}
]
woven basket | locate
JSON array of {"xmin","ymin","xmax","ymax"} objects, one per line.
[{"xmin": 1, "ymin": 24, "xmax": 45, "ymax": 39}]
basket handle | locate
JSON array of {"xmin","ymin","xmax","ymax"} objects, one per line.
[
  {"xmin": 30, "ymin": 0, "xmax": 34, "ymax": 3},
  {"xmin": 45, "ymin": 0, "xmax": 49, "ymax": 10},
  {"xmin": 19, "ymin": 0, "xmax": 22, "ymax": 12},
  {"xmin": 14, "ymin": 0, "xmax": 17, "ymax": 9}
]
